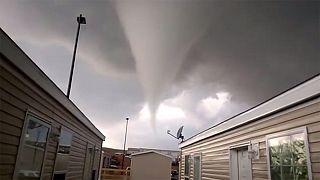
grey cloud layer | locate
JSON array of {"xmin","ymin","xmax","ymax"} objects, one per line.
[{"xmin": 178, "ymin": 1, "xmax": 320, "ymax": 105}]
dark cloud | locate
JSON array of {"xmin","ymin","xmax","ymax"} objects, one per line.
[
  {"xmin": 1, "ymin": 0, "xmax": 135, "ymax": 76},
  {"xmin": 177, "ymin": 1, "xmax": 320, "ymax": 105}
]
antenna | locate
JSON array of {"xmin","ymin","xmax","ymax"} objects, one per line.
[{"xmin": 167, "ymin": 126, "xmax": 184, "ymax": 142}]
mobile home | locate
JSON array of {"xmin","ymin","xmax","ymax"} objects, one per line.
[
  {"xmin": 0, "ymin": 29, "xmax": 105, "ymax": 179},
  {"xmin": 179, "ymin": 75, "xmax": 320, "ymax": 180}
]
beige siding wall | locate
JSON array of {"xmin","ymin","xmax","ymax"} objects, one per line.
[
  {"xmin": 0, "ymin": 57, "xmax": 103, "ymax": 179},
  {"xmin": 181, "ymin": 97, "xmax": 320, "ymax": 180}
]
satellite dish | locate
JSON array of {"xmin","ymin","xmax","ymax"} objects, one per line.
[
  {"xmin": 176, "ymin": 126, "xmax": 184, "ymax": 140},
  {"xmin": 167, "ymin": 126, "xmax": 184, "ymax": 142}
]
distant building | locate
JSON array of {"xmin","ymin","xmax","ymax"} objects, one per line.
[
  {"xmin": 101, "ymin": 147, "xmax": 180, "ymax": 170},
  {"xmin": 101, "ymin": 147, "xmax": 130, "ymax": 169},
  {"xmin": 127, "ymin": 147, "xmax": 180, "ymax": 162},
  {"xmin": 130, "ymin": 151, "xmax": 172, "ymax": 180},
  {"xmin": 0, "ymin": 28, "xmax": 105, "ymax": 180}
]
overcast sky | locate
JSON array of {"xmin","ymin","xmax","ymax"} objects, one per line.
[{"xmin": 1, "ymin": 0, "xmax": 319, "ymax": 150}]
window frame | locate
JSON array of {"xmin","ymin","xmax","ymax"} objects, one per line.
[
  {"xmin": 266, "ymin": 127, "xmax": 313, "ymax": 180},
  {"xmin": 13, "ymin": 111, "xmax": 51, "ymax": 179},
  {"xmin": 193, "ymin": 153, "xmax": 202, "ymax": 180},
  {"xmin": 184, "ymin": 154, "xmax": 191, "ymax": 180}
]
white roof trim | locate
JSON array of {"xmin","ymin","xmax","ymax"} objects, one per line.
[
  {"xmin": 131, "ymin": 150, "xmax": 173, "ymax": 160},
  {"xmin": 180, "ymin": 75, "xmax": 320, "ymax": 148},
  {"xmin": 0, "ymin": 29, "xmax": 105, "ymax": 140}
]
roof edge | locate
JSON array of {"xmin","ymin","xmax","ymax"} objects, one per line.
[
  {"xmin": 180, "ymin": 74, "xmax": 320, "ymax": 148},
  {"xmin": 0, "ymin": 28, "xmax": 105, "ymax": 140},
  {"xmin": 131, "ymin": 150, "xmax": 173, "ymax": 159}
]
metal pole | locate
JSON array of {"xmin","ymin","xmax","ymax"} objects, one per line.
[
  {"xmin": 67, "ymin": 15, "xmax": 81, "ymax": 98},
  {"xmin": 122, "ymin": 118, "xmax": 129, "ymax": 169}
]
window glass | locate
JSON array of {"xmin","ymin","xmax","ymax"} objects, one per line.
[
  {"xmin": 58, "ymin": 129, "xmax": 72, "ymax": 154},
  {"xmin": 17, "ymin": 115, "xmax": 50, "ymax": 179},
  {"xmin": 55, "ymin": 128, "xmax": 72, "ymax": 173},
  {"xmin": 193, "ymin": 155, "xmax": 201, "ymax": 180},
  {"xmin": 184, "ymin": 155, "xmax": 190, "ymax": 178},
  {"xmin": 268, "ymin": 132, "xmax": 309, "ymax": 180}
]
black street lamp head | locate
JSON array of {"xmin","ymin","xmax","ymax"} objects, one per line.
[{"xmin": 77, "ymin": 14, "xmax": 86, "ymax": 24}]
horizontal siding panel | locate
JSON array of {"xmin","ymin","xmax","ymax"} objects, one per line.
[
  {"xmin": 202, "ymin": 163, "xmax": 229, "ymax": 170},
  {"xmin": 67, "ymin": 172, "xmax": 83, "ymax": 180},
  {"xmin": 0, "ymin": 143, "xmax": 18, "ymax": 155},
  {"xmin": 42, "ymin": 173, "xmax": 52, "ymax": 180},
  {"xmin": 0, "ymin": 100, "xmax": 26, "ymax": 121},
  {"xmin": 0, "ymin": 154, "xmax": 15, "ymax": 164},
  {"xmin": 69, "ymin": 155, "xmax": 85, "ymax": 163},
  {"xmin": 311, "ymin": 142, "xmax": 320, "ymax": 152},
  {"xmin": 252, "ymin": 156, "xmax": 267, "ymax": 164},
  {"xmin": 313, "ymin": 173, "xmax": 320, "ymax": 180},
  {"xmin": 69, "ymin": 161, "xmax": 84, "ymax": 167},
  {"xmin": 45, "ymin": 152, "xmax": 56, "ymax": 160},
  {"xmin": 0, "ymin": 121, "xmax": 21, "ymax": 137},
  {"xmin": 68, "ymin": 166, "xmax": 84, "ymax": 172},
  {"xmin": 252, "ymin": 163, "xmax": 267, "ymax": 171},
  {"xmin": 0, "ymin": 111, "xmax": 24, "ymax": 128},
  {"xmin": 202, "ymin": 172, "xmax": 229, "ymax": 179},
  {"xmin": 309, "ymin": 132, "xmax": 320, "ymax": 143},
  {"xmin": 70, "ymin": 150, "xmax": 86, "ymax": 158},
  {"xmin": 252, "ymin": 169, "xmax": 268, "ymax": 179},
  {"xmin": 43, "ymin": 166, "xmax": 53, "ymax": 173},
  {"xmin": 0, "ymin": 164, "xmax": 14, "ymax": 175},
  {"xmin": 311, "ymin": 152, "xmax": 320, "ymax": 163},
  {"xmin": 70, "ymin": 145, "xmax": 86, "ymax": 155},
  {"xmin": 308, "ymin": 122, "xmax": 320, "ymax": 133},
  {"xmin": 47, "ymin": 144, "xmax": 57, "ymax": 153},
  {"xmin": 0, "ymin": 133, "xmax": 20, "ymax": 146},
  {"xmin": 312, "ymin": 162, "xmax": 320, "ymax": 173},
  {"xmin": 202, "ymin": 169, "xmax": 229, "ymax": 175},
  {"xmin": 0, "ymin": 174, "xmax": 12, "ymax": 180}
]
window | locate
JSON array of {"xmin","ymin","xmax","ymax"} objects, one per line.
[
  {"xmin": 54, "ymin": 128, "xmax": 73, "ymax": 174},
  {"xmin": 193, "ymin": 154, "xmax": 201, "ymax": 180},
  {"xmin": 58, "ymin": 129, "xmax": 72, "ymax": 154},
  {"xmin": 15, "ymin": 114, "xmax": 50, "ymax": 179},
  {"xmin": 184, "ymin": 155, "xmax": 190, "ymax": 180},
  {"xmin": 266, "ymin": 127, "xmax": 312, "ymax": 180}
]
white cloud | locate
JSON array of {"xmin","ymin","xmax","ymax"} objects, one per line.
[
  {"xmin": 139, "ymin": 103, "xmax": 186, "ymax": 121},
  {"xmin": 197, "ymin": 92, "xmax": 231, "ymax": 119}
]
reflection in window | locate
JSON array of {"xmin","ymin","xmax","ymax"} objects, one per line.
[
  {"xmin": 17, "ymin": 115, "xmax": 50, "ymax": 179},
  {"xmin": 193, "ymin": 155, "xmax": 201, "ymax": 180},
  {"xmin": 55, "ymin": 128, "xmax": 73, "ymax": 173},
  {"xmin": 268, "ymin": 132, "xmax": 309, "ymax": 180},
  {"xmin": 58, "ymin": 129, "xmax": 72, "ymax": 154},
  {"xmin": 184, "ymin": 155, "xmax": 190, "ymax": 180}
]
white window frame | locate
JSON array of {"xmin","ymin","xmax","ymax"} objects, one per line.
[
  {"xmin": 13, "ymin": 112, "xmax": 51, "ymax": 179},
  {"xmin": 266, "ymin": 127, "xmax": 313, "ymax": 180},
  {"xmin": 193, "ymin": 153, "xmax": 202, "ymax": 180}
]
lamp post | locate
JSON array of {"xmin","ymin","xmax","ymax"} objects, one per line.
[
  {"xmin": 122, "ymin": 117, "xmax": 129, "ymax": 169},
  {"xmin": 66, "ymin": 14, "xmax": 86, "ymax": 98}
]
